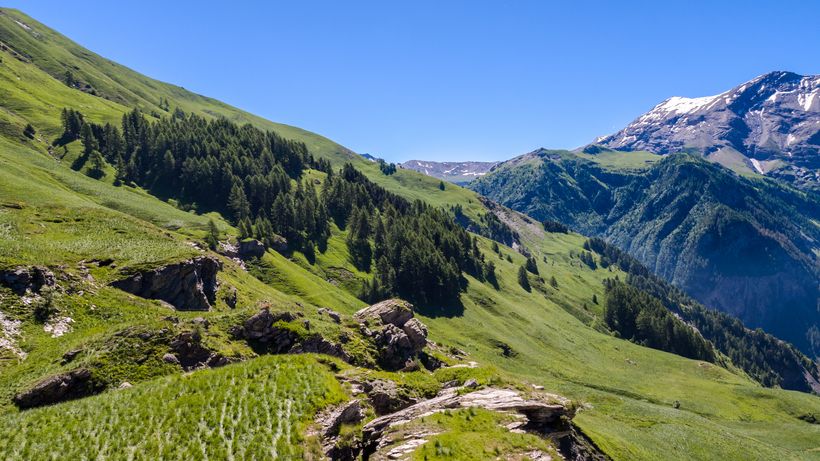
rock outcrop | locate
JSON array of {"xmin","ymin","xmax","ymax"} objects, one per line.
[
  {"xmin": 0, "ymin": 266, "xmax": 55, "ymax": 295},
  {"xmin": 168, "ymin": 331, "xmax": 227, "ymax": 370},
  {"xmin": 233, "ymin": 308, "xmax": 350, "ymax": 362},
  {"xmin": 111, "ymin": 256, "xmax": 221, "ymax": 310},
  {"xmin": 237, "ymin": 239, "xmax": 266, "ymax": 259},
  {"xmin": 362, "ymin": 387, "xmax": 566, "ymax": 451},
  {"xmin": 355, "ymin": 299, "xmax": 429, "ymax": 370},
  {"xmin": 13, "ymin": 368, "xmax": 103, "ymax": 409}
]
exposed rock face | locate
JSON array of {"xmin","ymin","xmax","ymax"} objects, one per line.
[
  {"xmin": 355, "ymin": 299, "xmax": 414, "ymax": 327},
  {"xmin": 400, "ymin": 159, "xmax": 500, "ymax": 184},
  {"xmin": 363, "ymin": 379, "xmax": 416, "ymax": 415},
  {"xmin": 0, "ymin": 266, "xmax": 55, "ymax": 295},
  {"xmin": 361, "ymin": 387, "xmax": 569, "ymax": 458},
  {"xmin": 111, "ymin": 256, "xmax": 221, "ymax": 310},
  {"xmin": 13, "ymin": 368, "xmax": 103, "ymax": 409},
  {"xmin": 355, "ymin": 299, "xmax": 429, "ymax": 370},
  {"xmin": 237, "ymin": 239, "xmax": 265, "ymax": 259},
  {"xmin": 168, "ymin": 331, "xmax": 227, "ymax": 370},
  {"xmin": 290, "ymin": 335, "xmax": 351, "ymax": 362},
  {"xmin": 233, "ymin": 308, "xmax": 350, "ymax": 361},
  {"xmin": 323, "ymin": 400, "xmax": 364, "ymax": 438}
]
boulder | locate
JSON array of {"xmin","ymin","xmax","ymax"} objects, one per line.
[
  {"xmin": 13, "ymin": 368, "xmax": 103, "ymax": 409},
  {"xmin": 402, "ymin": 318, "xmax": 428, "ymax": 350},
  {"xmin": 238, "ymin": 239, "xmax": 266, "ymax": 259},
  {"xmin": 322, "ymin": 400, "xmax": 364, "ymax": 438},
  {"xmin": 356, "ymin": 299, "xmax": 429, "ymax": 370},
  {"xmin": 111, "ymin": 256, "xmax": 221, "ymax": 311},
  {"xmin": 0, "ymin": 266, "xmax": 55, "ymax": 295},
  {"xmin": 168, "ymin": 331, "xmax": 226, "ymax": 370},
  {"xmin": 355, "ymin": 299, "xmax": 414, "ymax": 327},
  {"xmin": 290, "ymin": 334, "xmax": 351, "ymax": 362},
  {"xmin": 269, "ymin": 234, "xmax": 289, "ymax": 254},
  {"xmin": 363, "ymin": 380, "xmax": 415, "ymax": 415}
]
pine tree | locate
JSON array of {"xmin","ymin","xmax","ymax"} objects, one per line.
[
  {"xmin": 550, "ymin": 275, "xmax": 559, "ymax": 288},
  {"xmin": 23, "ymin": 124, "xmax": 36, "ymax": 139},
  {"xmin": 593, "ymin": 294, "xmax": 599, "ymax": 304},
  {"xmin": 87, "ymin": 150, "xmax": 106, "ymax": 179},
  {"xmin": 517, "ymin": 265, "xmax": 531, "ymax": 292},
  {"xmin": 228, "ymin": 183, "xmax": 251, "ymax": 222},
  {"xmin": 80, "ymin": 123, "xmax": 97, "ymax": 156},
  {"xmin": 438, "ymin": 180, "xmax": 446, "ymax": 191},
  {"xmin": 525, "ymin": 256, "xmax": 539, "ymax": 275},
  {"xmin": 238, "ymin": 217, "xmax": 253, "ymax": 240},
  {"xmin": 205, "ymin": 219, "xmax": 219, "ymax": 250}
]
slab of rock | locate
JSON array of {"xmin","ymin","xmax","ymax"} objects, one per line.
[
  {"xmin": 362, "ymin": 387, "xmax": 567, "ymax": 454},
  {"xmin": 355, "ymin": 299, "xmax": 414, "ymax": 327},
  {"xmin": 323, "ymin": 399, "xmax": 364, "ymax": 438},
  {"xmin": 13, "ymin": 368, "xmax": 103, "ymax": 409},
  {"xmin": 111, "ymin": 256, "xmax": 221, "ymax": 310},
  {"xmin": 238, "ymin": 239, "xmax": 266, "ymax": 259},
  {"xmin": 0, "ymin": 266, "xmax": 55, "ymax": 295}
]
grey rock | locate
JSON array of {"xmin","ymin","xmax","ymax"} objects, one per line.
[
  {"xmin": 111, "ymin": 256, "xmax": 221, "ymax": 311},
  {"xmin": 364, "ymin": 380, "xmax": 415, "ymax": 415},
  {"xmin": 237, "ymin": 239, "xmax": 266, "ymax": 259},
  {"xmin": 162, "ymin": 353, "xmax": 180, "ymax": 365},
  {"xmin": 597, "ymin": 71, "xmax": 820, "ymax": 190},
  {"xmin": 13, "ymin": 368, "xmax": 103, "ymax": 409},
  {"xmin": 323, "ymin": 400, "xmax": 364, "ymax": 438},
  {"xmin": 0, "ymin": 266, "xmax": 55, "ymax": 295},
  {"xmin": 354, "ymin": 299, "xmax": 414, "ymax": 327}
]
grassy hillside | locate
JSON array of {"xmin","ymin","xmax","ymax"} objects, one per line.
[
  {"xmin": 471, "ymin": 148, "xmax": 820, "ymax": 356},
  {"xmin": 1, "ymin": 8, "xmax": 819, "ymax": 461}
]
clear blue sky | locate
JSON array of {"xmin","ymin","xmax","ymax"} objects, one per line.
[{"xmin": 7, "ymin": 1, "xmax": 820, "ymax": 162}]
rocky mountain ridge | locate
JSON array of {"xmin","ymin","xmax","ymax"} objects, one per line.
[
  {"xmin": 401, "ymin": 159, "xmax": 499, "ymax": 184},
  {"xmin": 596, "ymin": 71, "xmax": 820, "ymax": 189}
]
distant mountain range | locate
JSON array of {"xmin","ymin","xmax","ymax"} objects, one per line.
[
  {"xmin": 595, "ymin": 71, "xmax": 820, "ymax": 190},
  {"xmin": 401, "ymin": 160, "xmax": 499, "ymax": 184}
]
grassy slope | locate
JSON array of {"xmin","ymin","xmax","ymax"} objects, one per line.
[
  {"xmin": 0, "ymin": 354, "xmax": 346, "ymax": 460},
  {"xmin": 0, "ymin": 8, "xmax": 819, "ymax": 460}
]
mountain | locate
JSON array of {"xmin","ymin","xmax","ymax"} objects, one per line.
[
  {"xmin": 596, "ymin": 71, "xmax": 820, "ymax": 190},
  {"xmin": 401, "ymin": 159, "xmax": 499, "ymax": 184},
  {"xmin": 471, "ymin": 148, "xmax": 820, "ymax": 356},
  {"xmin": 2, "ymin": 8, "xmax": 820, "ymax": 461}
]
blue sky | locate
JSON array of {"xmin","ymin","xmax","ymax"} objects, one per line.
[{"xmin": 7, "ymin": 1, "xmax": 820, "ymax": 162}]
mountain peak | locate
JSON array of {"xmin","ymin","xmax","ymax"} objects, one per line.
[{"xmin": 596, "ymin": 71, "xmax": 820, "ymax": 190}]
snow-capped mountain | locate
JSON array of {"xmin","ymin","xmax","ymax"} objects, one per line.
[
  {"xmin": 401, "ymin": 160, "xmax": 499, "ymax": 184},
  {"xmin": 596, "ymin": 71, "xmax": 820, "ymax": 189}
]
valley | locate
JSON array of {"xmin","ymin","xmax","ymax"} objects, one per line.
[{"xmin": 0, "ymin": 7, "xmax": 818, "ymax": 461}]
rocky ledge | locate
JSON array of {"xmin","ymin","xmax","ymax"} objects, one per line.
[
  {"xmin": 0, "ymin": 266, "xmax": 55, "ymax": 295},
  {"xmin": 13, "ymin": 368, "xmax": 104, "ymax": 409},
  {"xmin": 111, "ymin": 256, "xmax": 221, "ymax": 310}
]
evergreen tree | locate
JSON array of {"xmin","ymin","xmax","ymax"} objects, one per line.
[
  {"xmin": 517, "ymin": 265, "xmax": 531, "ymax": 292},
  {"xmin": 438, "ymin": 180, "xmax": 446, "ymax": 191},
  {"xmin": 80, "ymin": 123, "xmax": 97, "ymax": 156},
  {"xmin": 525, "ymin": 256, "xmax": 539, "ymax": 275},
  {"xmin": 347, "ymin": 207, "xmax": 372, "ymax": 271},
  {"xmin": 549, "ymin": 276, "xmax": 559, "ymax": 288},
  {"xmin": 205, "ymin": 219, "xmax": 219, "ymax": 250},
  {"xmin": 228, "ymin": 183, "xmax": 251, "ymax": 222},
  {"xmin": 23, "ymin": 124, "xmax": 36, "ymax": 139},
  {"xmin": 87, "ymin": 150, "xmax": 106, "ymax": 179}
]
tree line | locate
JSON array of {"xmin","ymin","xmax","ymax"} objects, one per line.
[
  {"xmin": 60, "ymin": 108, "xmax": 493, "ymax": 309},
  {"xmin": 587, "ymin": 237, "xmax": 819, "ymax": 391}
]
